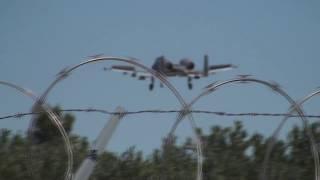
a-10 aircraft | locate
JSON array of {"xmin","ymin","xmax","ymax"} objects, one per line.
[{"xmin": 103, "ymin": 55, "xmax": 237, "ymax": 90}]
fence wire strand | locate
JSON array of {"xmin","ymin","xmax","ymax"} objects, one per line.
[{"xmin": 1, "ymin": 108, "xmax": 320, "ymax": 120}]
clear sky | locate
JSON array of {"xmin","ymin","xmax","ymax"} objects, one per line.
[{"xmin": 1, "ymin": 0, "xmax": 320, "ymax": 154}]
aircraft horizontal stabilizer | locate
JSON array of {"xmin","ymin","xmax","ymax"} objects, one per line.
[{"xmin": 208, "ymin": 64, "xmax": 237, "ymax": 73}]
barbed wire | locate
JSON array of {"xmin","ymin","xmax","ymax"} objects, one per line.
[{"xmin": 1, "ymin": 108, "xmax": 320, "ymax": 120}]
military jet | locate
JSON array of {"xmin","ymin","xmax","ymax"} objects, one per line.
[{"xmin": 103, "ymin": 55, "xmax": 237, "ymax": 90}]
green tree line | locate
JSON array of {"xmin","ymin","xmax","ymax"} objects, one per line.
[{"xmin": 0, "ymin": 107, "xmax": 318, "ymax": 180}]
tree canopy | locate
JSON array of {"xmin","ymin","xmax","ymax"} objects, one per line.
[{"xmin": 0, "ymin": 106, "xmax": 317, "ymax": 180}]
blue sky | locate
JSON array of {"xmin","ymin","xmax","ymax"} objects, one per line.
[{"xmin": 1, "ymin": 0, "xmax": 320, "ymax": 154}]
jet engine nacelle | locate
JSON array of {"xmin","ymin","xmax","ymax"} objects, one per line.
[
  {"xmin": 153, "ymin": 56, "xmax": 173, "ymax": 71},
  {"xmin": 164, "ymin": 61, "xmax": 173, "ymax": 70},
  {"xmin": 179, "ymin": 59, "xmax": 195, "ymax": 70}
]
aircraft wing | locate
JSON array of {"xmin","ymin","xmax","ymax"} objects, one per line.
[
  {"xmin": 183, "ymin": 71, "xmax": 202, "ymax": 79},
  {"xmin": 106, "ymin": 65, "xmax": 135, "ymax": 73},
  {"xmin": 183, "ymin": 64, "xmax": 236, "ymax": 78},
  {"xmin": 104, "ymin": 65, "xmax": 153, "ymax": 80}
]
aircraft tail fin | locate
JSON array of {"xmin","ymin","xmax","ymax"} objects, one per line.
[{"xmin": 203, "ymin": 54, "xmax": 209, "ymax": 77}]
